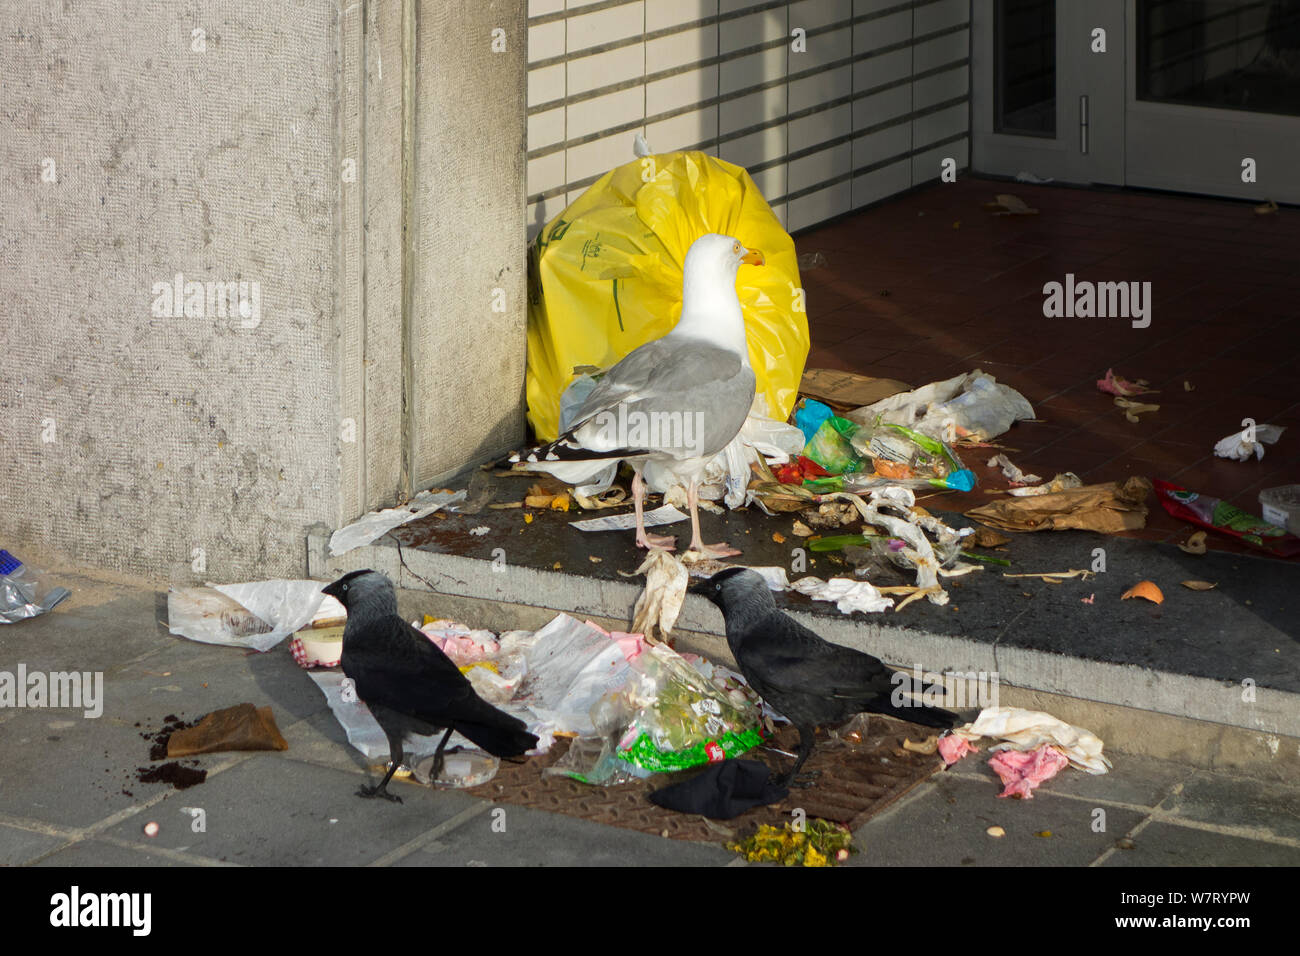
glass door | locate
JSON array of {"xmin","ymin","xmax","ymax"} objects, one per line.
[
  {"xmin": 971, "ymin": 0, "xmax": 1126, "ymax": 185},
  {"xmin": 1126, "ymin": 0, "xmax": 1300, "ymax": 203}
]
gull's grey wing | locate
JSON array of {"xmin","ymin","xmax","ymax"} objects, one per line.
[{"xmin": 568, "ymin": 338, "xmax": 755, "ymax": 459}]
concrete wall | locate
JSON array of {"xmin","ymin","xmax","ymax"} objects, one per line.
[
  {"xmin": 0, "ymin": 0, "xmax": 529, "ymax": 582},
  {"xmin": 525, "ymin": 0, "xmax": 971, "ymax": 237}
]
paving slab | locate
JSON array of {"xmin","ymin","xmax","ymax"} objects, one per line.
[
  {"xmin": 98, "ymin": 758, "xmax": 484, "ymax": 867},
  {"xmin": 849, "ymin": 773, "xmax": 1149, "ymax": 866},
  {"xmin": 1099, "ymin": 821, "xmax": 1300, "ymax": 867},
  {"xmin": 393, "ymin": 802, "xmax": 737, "ymax": 867}
]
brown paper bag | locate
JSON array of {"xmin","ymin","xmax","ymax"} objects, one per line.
[{"xmin": 964, "ymin": 477, "xmax": 1152, "ymax": 534}]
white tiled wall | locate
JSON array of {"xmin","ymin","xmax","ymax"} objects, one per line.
[{"xmin": 526, "ymin": 0, "xmax": 970, "ymax": 238}]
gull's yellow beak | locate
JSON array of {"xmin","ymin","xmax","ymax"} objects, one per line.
[{"xmin": 740, "ymin": 248, "xmax": 765, "ymax": 266}]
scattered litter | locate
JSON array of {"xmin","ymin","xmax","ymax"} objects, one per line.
[
  {"xmin": 792, "ymin": 520, "xmax": 814, "ymax": 537},
  {"xmin": 951, "ymin": 706, "xmax": 1111, "ymax": 774},
  {"xmin": 631, "ymin": 550, "xmax": 688, "ymax": 642},
  {"xmin": 796, "ymin": 251, "xmax": 827, "ymax": 271},
  {"xmin": 1005, "ymin": 569, "xmax": 1095, "ymax": 582},
  {"xmin": 569, "ymin": 504, "xmax": 688, "ymax": 532},
  {"xmin": 572, "ymin": 487, "xmax": 628, "ymax": 510},
  {"xmin": 902, "ymin": 736, "xmax": 939, "ymax": 755},
  {"xmin": 469, "ymin": 526, "xmax": 490, "ymax": 536},
  {"xmin": 987, "ymin": 826, "xmax": 1006, "ymax": 838},
  {"xmin": 328, "ymin": 488, "xmax": 465, "ymax": 556},
  {"xmin": 1178, "ymin": 531, "xmax": 1208, "ymax": 555},
  {"xmin": 549, "ymin": 641, "xmax": 762, "ymax": 784},
  {"xmin": 985, "ymin": 194, "xmax": 1038, "ymax": 215},
  {"xmin": 1155, "ymin": 479, "xmax": 1300, "ymax": 557},
  {"xmin": 938, "ymin": 733, "xmax": 977, "ymax": 765},
  {"xmin": 1254, "ymin": 199, "xmax": 1279, "ymax": 215},
  {"xmin": 988, "ymin": 453, "xmax": 1040, "ymax": 485},
  {"xmin": 143, "ymin": 822, "xmax": 159, "ymax": 838},
  {"xmin": 1214, "ymin": 423, "xmax": 1285, "ymax": 461},
  {"xmin": 966, "ymin": 477, "xmax": 1151, "ymax": 534},
  {"xmin": 968, "ymin": 526, "xmax": 1010, "ymax": 548},
  {"xmin": 727, "ymin": 820, "xmax": 855, "ymax": 866},
  {"xmin": 648, "ymin": 759, "xmax": 788, "ymax": 819},
  {"xmin": 989, "ymin": 745, "xmax": 1069, "ymax": 799},
  {"xmin": 1096, "ymin": 368, "xmax": 1157, "ymax": 397},
  {"xmin": 1121, "ymin": 580, "xmax": 1164, "ymax": 604},
  {"xmin": 288, "ymin": 632, "xmax": 343, "ymax": 671},
  {"xmin": 1081, "ymin": 593, "xmax": 1095, "ymax": 604},
  {"xmin": 1184, "ymin": 381, "xmax": 1194, "ymax": 392},
  {"xmin": 1259, "ymin": 484, "xmax": 1300, "ymax": 535},
  {"xmin": 790, "ymin": 576, "xmax": 894, "ymax": 614},
  {"xmin": 167, "ymin": 580, "xmax": 330, "ymax": 652},
  {"xmin": 1115, "ymin": 397, "xmax": 1160, "ymax": 422},
  {"xmin": 1004, "ymin": 472, "xmax": 1083, "ymax": 497},
  {"xmin": 0, "ymin": 550, "xmax": 71, "ymax": 624},
  {"xmin": 166, "ymin": 703, "xmax": 289, "ymax": 757},
  {"xmin": 136, "ymin": 761, "xmax": 206, "ymax": 791},
  {"xmin": 525, "ymin": 484, "xmax": 571, "ymax": 511},
  {"xmin": 847, "ymin": 369, "xmax": 1034, "ymax": 444},
  {"xmin": 1015, "ymin": 171, "xmax": 1054, "ymax": 184},
  {"xmin": 1181, "ymin": 581, "xmax": 1217, "ymax": 591},
  {"xmin": 417, "ymin": 619, "xmax": 500, "ymax": 665}
]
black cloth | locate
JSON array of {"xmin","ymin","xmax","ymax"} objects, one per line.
[{"xmin": 648, "ymin": 760, "xmax": 788, "ymax": 819}]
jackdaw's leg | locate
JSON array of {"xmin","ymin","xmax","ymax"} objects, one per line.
[
  {"xmin": 358, "ymin": 727, "xmax": 405, "ymax": 803},
  {"xmin": 633, "ymin": 466, "xmax": 676, "ymax": 550},
  {"xmin": 773, "ymin": 724, "xmax": 819, "ymax": 789},
  {"xmin": 429, "ymin": 726, "xmax": 455, "ymax": 782}
]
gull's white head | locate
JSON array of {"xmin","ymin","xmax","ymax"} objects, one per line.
[
  {"xmin": 683, "ymin": 233, "xmax": 765, "ymax": 279},
  {"xmin": 674, "ymin": 233, "xmax": 765, "ymax": 356}
]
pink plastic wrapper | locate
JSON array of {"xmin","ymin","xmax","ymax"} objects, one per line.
[
  {"xmin": 938, "ymin": 734, "xmax": 978, "ymax": 766},
  {"xmin": 989, "ymin": 745, "xmax": 1069, "ymax": 799}
]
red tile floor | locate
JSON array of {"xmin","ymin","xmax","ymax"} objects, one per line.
[{"xmin": 796, "ymin": 177, "xmax": 1300, "ymax": 557}]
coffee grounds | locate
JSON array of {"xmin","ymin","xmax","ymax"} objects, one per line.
[
  {"xmin": 141, "ymin": 714, "xmax": 197, "ymax": 761},
  {"xmin": 136, "ymin": 762, "xmax": 207, "ymax": 790}
]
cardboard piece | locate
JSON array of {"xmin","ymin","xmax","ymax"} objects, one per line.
[{"xmin": 799, "ymin": 369, "xmax": 911, "ymax": 412}]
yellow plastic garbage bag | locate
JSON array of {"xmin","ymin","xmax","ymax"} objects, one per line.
[{"xmin": 526, "ymin": 150, "xmax": 809, "ymax": 442}]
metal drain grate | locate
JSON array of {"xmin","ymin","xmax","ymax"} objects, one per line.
[{"xmin": 463, "ymin": 717, "xmax": 945, "ymax": 844}]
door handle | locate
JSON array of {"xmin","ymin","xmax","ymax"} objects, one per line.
[{"xmin": 1080, "ymin": 95, "xmax": 1089, "ymax": 155}]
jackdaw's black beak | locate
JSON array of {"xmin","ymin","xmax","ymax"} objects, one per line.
[{"xmin": 688, "ymin": 579, "xmax": 713, "ymax": 597}]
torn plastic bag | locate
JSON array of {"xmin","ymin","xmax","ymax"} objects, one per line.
[
  {"xmin": 512, "ymin": 613, "xmax": 632, "ymax": 745},
  {"xmin": 551, "ymin": 642, "xmax": 764, "ymax": 785},
  {"xmin": 167, "ymin": 580, "xmax": 328, "ymax": 652},
  {"xmin": 0, "ymin": 551, "xmax": 71, "ymax": 624},
  {"xmin": 848, "ymin": 370, "xmax": 1034, "ymax": 442},
  {"xmin": 329, "ymin": 488, "xmax": 466, "ymax": 556}
]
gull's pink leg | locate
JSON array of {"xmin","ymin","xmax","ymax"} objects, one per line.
[
  {"xmin": 633, "ymin": 468, "xmax": 676, "ymax": 550},
  {"xmin": 687, "ymin": 478, "xmax": 740, "ymax": 557}
]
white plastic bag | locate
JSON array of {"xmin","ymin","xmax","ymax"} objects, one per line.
[
  {"xmin": 167, "ymin": 579, "xmax": 329, "ymax": 652},
  {"xmin": 328, "ymin": 488, "xmax": 466, "ymax": 556}
]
